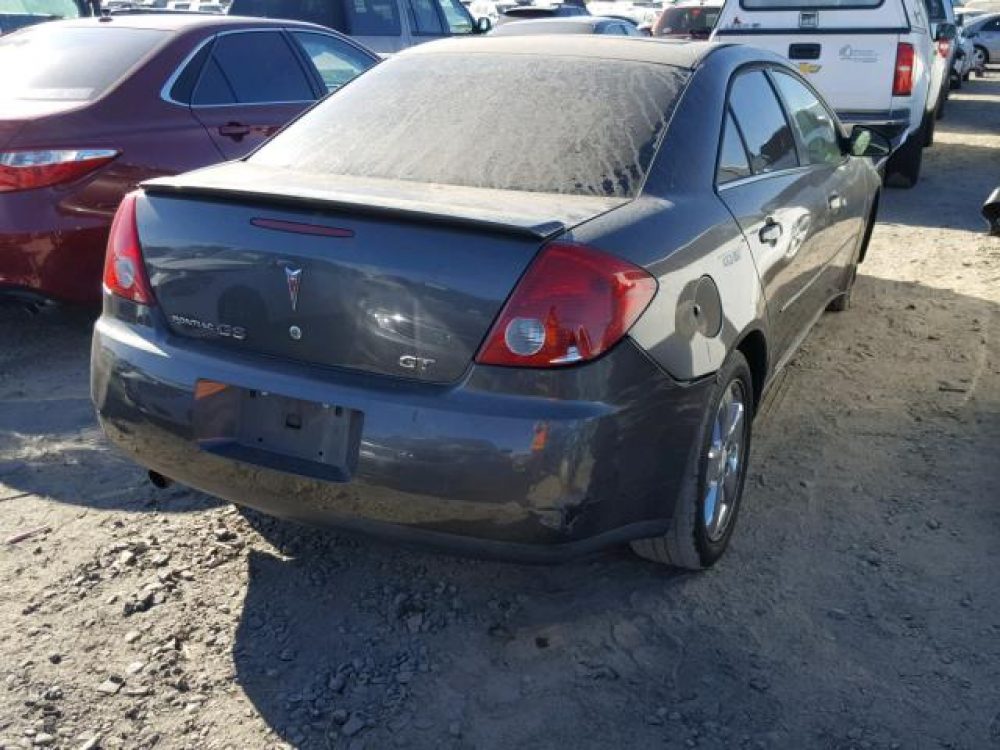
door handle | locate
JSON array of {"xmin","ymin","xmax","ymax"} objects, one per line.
[
  {"xmin": 218, "ymin": 122, "xmax": 251, "ymax": 140},
  {"xmin": 828, "ymin": 193, "xmax": 844, "ymax": 211},
  {"xmin": 758, "ymin": 218, "xmax": 783, "ymax": 245}
]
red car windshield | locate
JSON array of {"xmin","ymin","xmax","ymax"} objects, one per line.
[{"xmin": 652, "ymin": 6, "xmax": 720, "ymax": 37}]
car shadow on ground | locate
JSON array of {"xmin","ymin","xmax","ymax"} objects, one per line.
[{"xmin": 229, "ymin": 271, "xmax": 1000, "ymax": 749}]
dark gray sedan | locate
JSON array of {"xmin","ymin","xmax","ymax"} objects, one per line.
[{"xmin": 92, "ymin": 37, "xmax": 883, "ymax": 568}]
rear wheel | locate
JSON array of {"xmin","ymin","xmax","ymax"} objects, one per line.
[
  {"xmin": 631, "ymin": 351, "xmax": 753, "ymax": 569},
  {"xmin": 885, "ymin": 122, "xmax": 924, "ymax": 189}
]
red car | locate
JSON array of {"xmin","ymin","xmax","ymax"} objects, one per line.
[{"xmin": 0, "ymin": 14, "xmax": 377, "ymax": 305}]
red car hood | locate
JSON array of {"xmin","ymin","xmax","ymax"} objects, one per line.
[{"xmin": 0, "ymin": 99, "xmax": 88, "ymax": 149}]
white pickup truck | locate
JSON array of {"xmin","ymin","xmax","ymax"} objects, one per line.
[{"xmin": 710, "ymin": 0, "xmax": 955, "ymax": 187}]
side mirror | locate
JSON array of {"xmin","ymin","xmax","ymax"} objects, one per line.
[
  {"xmin": 637, "ymin": 23, "xmax": 652, "ymax": 36},
  {"xmin": 936, "ymin": 22, "xmax": 957, "ymax": 41},
  {"xmin": 847, "ymin": 125, "xmax": 892, "ymax": 159},
  {"xmin": 983, "ymin": 187, "xmax": 1000, "ymax": 236},
  {"xmin": 475, "ymin": 15, "xmax": 492, "ymax": 33}
]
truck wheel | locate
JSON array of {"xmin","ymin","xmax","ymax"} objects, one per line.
[
  {"xmin": 923, "ymin": 109, "xmax": 936, "ymax": 147},
  {"xmin": 630, "ymin": 351, "xmax": 753, "ymax": 569},
  {"xmin": 936, "ymin": 91, "xmax": 947, "ymax": 119},
  {"xmin": 885, "ymin": 125, "xmax": 924, "ymax": 189}
]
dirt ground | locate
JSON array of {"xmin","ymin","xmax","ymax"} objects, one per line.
[{"xmin": 2, "ymin": 73, "xmax": 999, "ymax": 750}]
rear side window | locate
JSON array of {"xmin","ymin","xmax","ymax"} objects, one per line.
[
  {"xmin": 771, "ymin": 71, "xmax": 843, "ymax": 166},
  {"xmin": 0, "ymin": 27, "xmax": 166, "ymax": 102},
  {"xmin": 717, "ymin": 110, "xmax": 751, "ymax": 184},
  {"xmin": 290, "ymin": 32, "xmax": 374, "ymax": 92},
  {"xmin": 408, "ymin": 0, "xmax": 445, "ymax": 34},
  {"xmin": 251, "ymin": 54, "xmax": 688, "ymax": 197},
  {"xmin": 728, "ymin": 70, "xmax": 798, "ymax": 174},
  {"xmin": 192, "ymin": 31, "xmax": 315, "ymax": 105},
  {"xmin": 653, "ymin": 7, "xmax": 721, "ymax": 37}
]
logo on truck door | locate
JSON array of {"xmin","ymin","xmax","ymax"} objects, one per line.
[{"xmin": 799, "ymin": 10, "xmax": 818, "ymax": 28}]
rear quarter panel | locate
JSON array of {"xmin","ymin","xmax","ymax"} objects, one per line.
[{"xmin": 571, "ymin": 49, "xmax": 769, "ymax": 383}]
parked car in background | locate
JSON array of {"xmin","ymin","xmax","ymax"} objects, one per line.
[
  {"xmin": 0, "ymin": 15, "xmax": 377, "ymax": 305},
  {"xmin": 0, "ymin": 0, "xmax": 85, "ymax": 35},
  {"xmin": 965, "ymin": 12, "xmax": 1000, "ymax": 67},
  {"xmin": 710, "ymin": 0, "xmax": 950, "ymax": 188},
  {"xmin": 92, "ymin": 38, "xmax": 884, "ymax": 570},
  {"xmin": 923, "ymin": 0, "xmax": 959, "ymax": 116},
  {"xmin": 496, "ymin": 1, "xmax": 589, "ymax": 24},
  {"xmin": 490, "ymin": 14, "xmax": 640, "ymax": 33},
  {"xmin": 587, "ymin": 0, "xmax": 659, "ymax": 27},
  {"xmin": 651, "ymin": 0, "xmax": 721, "ymax": 39},
  {"xmin": 951, "ymin": 22, "xmax": 976, "ymax": 85},
  {"xmin": 228, "ymin": 0, "xmax": 490, "ymax": 54}
]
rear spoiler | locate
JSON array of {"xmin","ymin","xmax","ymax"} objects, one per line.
[{"xmin": 142, "ymin": 163, "xmax": 629, "ymax": 242}]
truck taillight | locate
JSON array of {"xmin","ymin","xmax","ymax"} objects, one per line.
[
  {"xmin": 475, "ymin": 242, "xmax": 657, "ymax": 368},
  {"xmin": 0, "ymin": 149, "xmax": 117, "ymax": 193},
  {"xmin": 103, "ymin": 192, "xmax": 155, "ymax": 305},
  {"xmin": 893, "ymin": 42, "xmax": 915, "ymax": 96}
]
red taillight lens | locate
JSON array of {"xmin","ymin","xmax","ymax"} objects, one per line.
[
  {"xmin": 0, "ymin": 149, "xmax": 117, "ymax": 193},
  {"xmin": 475, "ymin": 242, "xmax": 657, "ymax": 368},
  {"xmin": 937, "ymin": 39, "xmax": 951, "ymax": 58},
  {"xmin": 103, "ymin": 192, "xmax": 154, "ymax": 305},
  {"xmin": 893, "ymin": 42, "xmax": 915, "ymax": 96}
]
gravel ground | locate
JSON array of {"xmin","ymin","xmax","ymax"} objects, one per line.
[{"xmin": 1, "ymin": 74, "xmax": 999, "ymax": 750}]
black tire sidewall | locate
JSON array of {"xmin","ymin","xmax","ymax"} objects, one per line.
[{"xmin": 691, "ymin": 352, "xmax": 754, "ymax": 567}]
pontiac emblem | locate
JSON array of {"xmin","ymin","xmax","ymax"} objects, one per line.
[{"xmin": 285, "ymin": 266, "xmax": 302, "ymax": 312}]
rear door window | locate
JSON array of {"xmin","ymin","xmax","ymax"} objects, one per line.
[
  {"xmin": 728, "ymin": 70, "xmax": 799, "ymax": 174},
  {"xmin": 290, "ymin": 32, "xmax": 375, "ymax": 92},
  {"xmin": 346, "ymin": 0, "xmax": 402, "ymax": 35},
  {"xmin": 407, "ymin": 0, "xmax": 445, "ymax": 34},
  {"xmin": 0, "ymin": 26, "xmax": 167, "ymax": 102},
  {"xmin": 771, "ymin": 70, "xmax": 843, "ymax": 167},
  {"xmin": 192, "ymin": 31, "xmax": 315, "ymax": 105}
]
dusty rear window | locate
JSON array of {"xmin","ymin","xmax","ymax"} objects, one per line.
[
  {"xmin": 250, "ymin": 53, "xmax": 688, "ymax": 198},
  {"xmin": 0, "ymin": 27, "xmax": 167, "ymax": 102}
]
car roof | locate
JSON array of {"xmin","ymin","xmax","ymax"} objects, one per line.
[
  {"xmin": 404, "ymin": 36, "xmax": 718, "ymax": 68},
  {"xmin": 667, "ymin": 0, "xmax": 725, "ymax": 8},
  {"xmin": 496, "ymin": 15, "xmax": 615, "ymax": 27},
  {"xmin": 46, "ymin": 13, "xmax": 325, "ymax": 33}
]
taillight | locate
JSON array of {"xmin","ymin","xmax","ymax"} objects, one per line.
[
  {"xmin": 103, "ymin": 192, "xmax": 154, "ymax": 305},
  {"xmin": 937, "ymin": 39, "xmax": 951, "ymax": 58},
  {"xmin": 0, "ymin": 149, "xmax": 117, "ymax": 193},
  {"xmin": 475, "ymin": 242, "xmax": 657, "ymax": 368},
  {"xmin": 893, "ymin": 42, "xmax": 915, "ymax": 96}
]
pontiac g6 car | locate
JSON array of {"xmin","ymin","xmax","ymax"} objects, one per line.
[{"xmin": 92, "ymin": 38, "xmax": 884, "ymax": 568}]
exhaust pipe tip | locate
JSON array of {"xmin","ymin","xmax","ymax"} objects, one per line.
[{"xmin": 148, "ymin": 470, "xmax": 173, "ymax": 489}]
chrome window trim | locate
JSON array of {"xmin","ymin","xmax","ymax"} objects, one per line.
[
  {"xmin": 160, "ymin": 27, "xmax": 354, "ymax": 108},
  {"xmin": 716, "ymin": 164, "xmax": 814, "ymax": 191}
]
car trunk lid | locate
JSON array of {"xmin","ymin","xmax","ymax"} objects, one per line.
[{"xmin": 138, "ymin": 162, "xmax": 626, "ymax": 383}]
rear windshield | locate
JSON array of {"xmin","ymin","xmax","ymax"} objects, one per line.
[
  {"xmin": 251, "ymin": 53, "xmax": 687, "ymax": 198},
  {"xmin": 740, "ymin": 0, "xmax": 881, "ymax": 7},
  {"xmin": 653, "ymin": 6, "xmax": 720, "ymax": 36},
  {"xmin": 229, "ymin": 0, "xmax": 402, "ymax": 35},
  {"xmin": 0, "ymin": 0, "xmax": 81, "ymax": 16},
  {"xmin": 0, "ymin": 27, "xmax": 166, "ymax": 102}
]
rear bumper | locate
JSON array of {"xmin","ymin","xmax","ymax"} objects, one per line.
[
  {"xmin": 91, "ymin": 311, "xmax": 714, "ymax": 560},
  {"xmin": 0, "ymin": 189, "xmax": 110, "ymax": 305},
  {"xmin": 836, "ymin": 109, "xmax": 912, "ymax": 144}
]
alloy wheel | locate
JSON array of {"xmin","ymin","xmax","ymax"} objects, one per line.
[{"xmin": 703, "ymin": 379, "xmax": 748, "ymax": 542}]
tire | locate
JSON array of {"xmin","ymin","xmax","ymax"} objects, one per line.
[
  {"xmin": 885, "ymin": 122, "xmax": 924, "ymax": 188},
  {"xmin": 923, "ymin": 108, "xmax": 936, "ymax": 147},
  {"xmin": 950, "ymin": 72, "xmax": 961, "ymax": 90},
  {"xmin": 936, "ymin": 90, "xmax": 946, "ymax": 119},
  {"xmin": 630, "ymin": 351, "xmax": 754, "ymax": 569}
]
